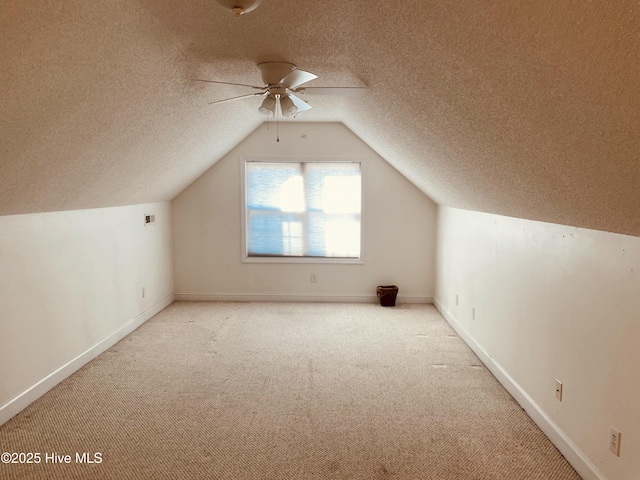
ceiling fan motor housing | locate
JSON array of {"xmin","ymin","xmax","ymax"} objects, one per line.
[{"xmin": 258, "ymin": 62, "xmax": 297, "ymax": 86}]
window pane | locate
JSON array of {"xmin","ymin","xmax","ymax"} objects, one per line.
[
  {"xmin": 246, "ymin": 163, "xmax": 303, "ymax": 212},
  {"xmin": 305, "ymin": 163, "xmax": 361, "ymax": 213},
  {"xmin": 324, "ymin": 216, "xmax": 361, "ymax": 257},
  {"xmin": 248, "ymin": 212, "xmax": 301, "ymax": 255},
  {"xmin": 321, "ymin": 176, "xmax": 361, "ymax": 214}
]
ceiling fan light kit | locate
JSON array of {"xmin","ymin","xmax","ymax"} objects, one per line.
[
  {"xmin": 258, "ymin": 96, "xmax": 276, "ymax": 116},
  {"xmin": 216, "ymin": 0, "xmax": 262, "ymax": 16},
  {"xmin": 279, "ymin": 95, "xmax": 297, "ymax": 118}
]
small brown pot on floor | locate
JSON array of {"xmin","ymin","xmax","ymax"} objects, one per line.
[{"xmin": 376, "ymin": 285, "xmax": 398, "ymax": 306}]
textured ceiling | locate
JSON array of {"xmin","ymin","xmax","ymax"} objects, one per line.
[{"xmin": 1, "ymin": 1, "xmax": 639, "ymax": 236}]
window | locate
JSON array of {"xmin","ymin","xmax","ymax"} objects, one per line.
[{"xmin": 244, "ymin": 160, "xmax": 362, "ymax": 261}]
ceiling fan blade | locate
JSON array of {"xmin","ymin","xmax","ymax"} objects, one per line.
[
  {"xmin": 298, "ymin": 86, "xmax": 368, "ymax": 97},
  {"xmin": 193, "ymin": 79, "xmax": 265, "ymax": 90},
  {"xmin": 208, "ymin": 92, "xmax": 266, "ymax": 105},
  {"xmin": 280, "ymin": 69, "xmax": 318, "ymax": 89},
  {"xmin": 288, "ymin": 94, "xmax": 312, "ymax": 114}
]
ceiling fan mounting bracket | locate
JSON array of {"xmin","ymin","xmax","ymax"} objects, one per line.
[{"xmin": 267, "ymin": 86, "xmax": 287, "ymax": 97}]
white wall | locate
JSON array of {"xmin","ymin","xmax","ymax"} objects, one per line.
[
  {"xmin": 435, "ymin": 207, "xmax": 640, "ymax": 480},
  {"xmin": 172, "ymin": 122, "xmax": 437, "ymax": 303},
  {"xmin": 0, "ymin": 202, "xmax": 174, "ymax": 424}
]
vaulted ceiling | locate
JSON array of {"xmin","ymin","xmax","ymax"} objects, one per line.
[{"xmin": 2, "ymin": 1, "xmax": 639, "ymax": 236}]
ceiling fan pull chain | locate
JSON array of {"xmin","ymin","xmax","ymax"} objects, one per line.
[{"xmin": 276, "ymin": 94, "xmax": 280, "ymax": 142}]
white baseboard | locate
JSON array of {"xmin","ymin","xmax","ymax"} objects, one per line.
[
  {"xmin": 433, "ymin": 298, "xmax": 606, "ymax": 480},
  {"xmin": 0, "ymin": 293, "xmax": 174, "ymax": 427},
  {"xmin": 174, "ymin": 292, "xmax": 434, "ymax": 304}
]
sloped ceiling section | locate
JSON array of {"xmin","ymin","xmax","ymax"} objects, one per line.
[{"xmin": 1, "ymin": 1, "xmax": 639, "ymax": 236}]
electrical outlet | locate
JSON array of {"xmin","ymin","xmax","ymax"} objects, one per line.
[
  {"xmin": 610, "ymin": 427, "xmax": 621, "ymax": 456},
  {"xmin": 142, "ymin": 287, "xmax": 146, "ymax": 298},
  {"xmin": 472, "ymin": 308, "xmax": 476, "ymax": 320},
  {"xmin": 455, "ymin": 294, "xmax": 459, "ymax": 306},
  {"xmin": 555, "ymin": 379, "xmax": 563, "ymax": 401},
  {"xmin": 310, "ymin": 273, "xmax": 318, "ymax": 283}
]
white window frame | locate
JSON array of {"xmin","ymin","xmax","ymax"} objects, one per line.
[{"xmin": 240, "ymin": 157, "xmax": 365, "ymax": 264}]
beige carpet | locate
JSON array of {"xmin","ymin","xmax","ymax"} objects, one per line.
[{"xmin": 0, "ymin": 302, "xmax": 580, "ymax": 479}]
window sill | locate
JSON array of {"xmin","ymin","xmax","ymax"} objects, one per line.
[{"xmin": 242, "ymin": 256, "xmax": 364, "ymax": 265}]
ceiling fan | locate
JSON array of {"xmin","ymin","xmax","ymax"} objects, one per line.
[{"xmin": 193, "ymin": 62, "xmax": 367, "ymax": 118}]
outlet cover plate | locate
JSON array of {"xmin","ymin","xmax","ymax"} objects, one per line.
[
  {"xmin": 555, "ymin": 379, "xmax": 563, "ymax": 401},
  {"xmin": 610, "ymin": 427, "xmax": 621, "ymax": 456}
]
